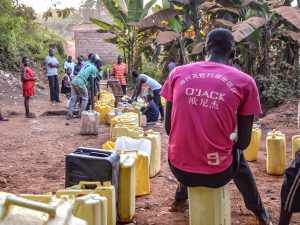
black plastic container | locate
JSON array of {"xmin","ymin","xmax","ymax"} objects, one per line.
[{"xmin": 65, "ymin": 147, "xmax": 120, "ymax": 193}]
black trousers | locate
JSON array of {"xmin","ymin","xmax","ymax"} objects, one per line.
[
  {"xmin": 48, "ymin": 75, "xmax": 60, "ymax": 102},
  {"xmin": 170, "ymin": 149, "xmax": 267, "ymax": 216},
  {"xmin": 121, "ymin": 85, "xmax": 126, "ymax": 95},
  {"xmin": 152, "ymin": 88, "xmax": 164, "ymax": 119}
]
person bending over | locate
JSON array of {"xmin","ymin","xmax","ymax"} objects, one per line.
[
  {"xmin": 67, "ymin": 59, "xmax": 102, "ymax": 119},
  {"xmin": 132, "ymin": 71, "xmax": 164, "ymax": 121},
  {"xmin": 160, "ymin": 28, "xmax": 272, "ymax": 225}
]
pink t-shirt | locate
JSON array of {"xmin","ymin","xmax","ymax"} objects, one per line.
[{"xmin": 160, "ymin": 61, "xmax": 262, "ymax": 174}]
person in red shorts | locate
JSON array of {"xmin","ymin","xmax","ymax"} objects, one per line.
[
  {"xmin": 21, "ymin": 57, "xmax": 37, "ymax": 118},
  {"xmin": 160, "ymin": 28, "xmax": 272, "ymax": 225}
]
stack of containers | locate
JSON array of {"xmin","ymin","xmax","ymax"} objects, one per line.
[
  {"xmin": 67, "ymin": 181, "xmax": 116, "ymax": 225},
  {"xmin": 19, "ymin": 193, "xmax": 107, "ymax": 225},
  {"xmin": 139, "ymin": 130, "xmax": 162, "ymax": 177},
  {"xmin": 0, "ymin": 192, "xmax": 87, "ymax": 225}
]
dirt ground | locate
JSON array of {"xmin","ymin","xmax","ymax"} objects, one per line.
[{"xmin": 0, "ymin": 81, "xmax": 300, "ymax": 225}]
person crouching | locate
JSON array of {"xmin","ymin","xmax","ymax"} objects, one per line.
[{"xmin": 141, "ymin": 93, "xmax": 159, "ymax": 122}]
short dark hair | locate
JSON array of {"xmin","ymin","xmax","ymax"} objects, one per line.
[
  {"xmin": 88, "ymin": 53, "xmax": 93, "ymax": 59},
  {"xmin": 147, "ymin": 93, "xmax": 154, "ymax": 101},
  {"xmin": 206, "ymin": 28, "xmax": 235, "ymax": 56},
  {"xmin": 132, "ymin": 70, "xmax": 140, "ymax": 78},
  {"xmin": 22, "ymin": 57, "xmax": 28, "ymax": 63},
  {"xmin": 94, "ymin": 59, "xmax": 103, "ymax": 68}
]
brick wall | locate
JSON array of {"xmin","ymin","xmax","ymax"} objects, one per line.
[{"xmin": 74, "ymin": 30, "xmax": 117, "ymax": 64}]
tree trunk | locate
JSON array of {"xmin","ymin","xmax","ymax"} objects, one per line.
[{"xmin": 257, "ymin": 27, "xmax": 271, "ymax": 76}]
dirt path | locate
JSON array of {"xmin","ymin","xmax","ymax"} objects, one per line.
[{"xmin": 0, "ymin": 87, "xmax": 299, "ymax": 224}]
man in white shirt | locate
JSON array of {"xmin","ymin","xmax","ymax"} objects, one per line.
[{"xmin": 45, "ymin": 48, "xmax": 61, "ymax": 103}]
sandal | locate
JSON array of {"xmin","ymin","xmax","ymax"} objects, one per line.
[{"xmin": 0, "ymin": 117, "xmax": 8, "ymax": 121}]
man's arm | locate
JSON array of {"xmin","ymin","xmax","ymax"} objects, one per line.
[
  {"xmin": 165, "ymin": 101, "xmax": 172, "ymax": 136},
  {"xmin": 131, "ymin": 77, "xmax": 142, "ymax": 100},
  {"xmin": 89, "ymin": 76, "xmax": 95, "ymax": 110},
  {"xmin": 22, "ymin": 68, "xmax": 35, "ymax": 81},
  {"xmin": 234, "ymin": 115, "xmax": 254, "ymax": 150},
  {"xmin": 142, "ymin": 104, "xmax": 151, "ymax": 115}
]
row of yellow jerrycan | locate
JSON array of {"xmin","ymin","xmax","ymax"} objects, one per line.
[
  {"xmin": 238, "ymin": 126, "xmax": 300, "ymax": 176},
  {"xmin": 0, "ymin": 152, "xmax": 139, "ymax": 225},
  {"xmin": 0, "ymin": 191, "xmax": 96, "ymax": 225},
  {"xmin": 0, "ymin": 180, "xmax": 133, "ymax": 224},
  {"xmin": 104, "ymin": 130, "xmax": 162, "ymax": 178}
]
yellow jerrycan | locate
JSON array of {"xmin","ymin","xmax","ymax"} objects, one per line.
[
  {"xmin": 102, "ymin": 141, "xmax": 115, "ymax": 150},
  {"xmin": 119, "ymin": 150, "xmax": 150, "ymax": 196},
  {"xmin": 118, "ymin": 154, "xmax": 136, "ymax": 223},
  {"xmin": 67, "ymin": 181, "xmax": 116, "ymax": 225},
  {"xmin": 188, "ymin": 184, "xmax": 231, "ymax": 225},
  {"xmin": 0, "ymin": 192, "xmax": 87, "ymax": 225},
  {"xmin": 20, "ymin": 193, "xmax": 107, "ymax": 225},
  {"xmin": 72, "ymin": 181, "xmax": 116, "ymax": 225},
  {"xmin": 243, "ymin": 127, "xmax": 262, "ymax": 161},
  {"xmin": 140, "ymin": 130, "xmax": 162, "ymax": 177},
  {"xmin": 266, "ymin": 130, "xmax": 286, "ymax": 175},
  {"xmin": 292, "ymin": 135, "xmax": 300, "ymax": 160}
]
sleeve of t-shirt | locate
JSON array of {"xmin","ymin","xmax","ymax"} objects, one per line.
[
  {"xmin": 64, "ymin": 62, "xmax": 67, "ymax": 69},
  {"xmin": 237, "ymin": 77, "xmax": 262, "ymax": 115},
  {"xmin": 45, "ymin": 56, "xmax": 49, "ymax": 64},
  {"xmin": 160, "ymin": 69, "xmax": 175, "ymax": 103}
]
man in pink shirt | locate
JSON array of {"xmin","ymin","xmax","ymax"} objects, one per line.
[{"xmin": 160, "ymin": 28, "xmax": 272, "ymax": 225}]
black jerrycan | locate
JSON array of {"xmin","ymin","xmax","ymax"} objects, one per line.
[{"xmin": 65, "ymin": 147, "xmax": 120, "ymax": 194}]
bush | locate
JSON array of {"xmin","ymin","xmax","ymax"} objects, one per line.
[
  {"xmin": 0, "ymin": 2, "xmax": 66, "ymax": 74},
  {"xmin": 255, "ymin": 62, "xmax": 299, "ymax": 108}
]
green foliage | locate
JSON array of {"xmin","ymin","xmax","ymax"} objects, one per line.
[
  {"xmin": 142, "ymin": 61, "xmax": 164, "ymax": 84},
  {"xmin": 255, "ymin": 61, "xmax": 300, "ymax": 108},
  {"xmin": 0, "ymin": 1, "xmax": 66, "ymax": 72}
]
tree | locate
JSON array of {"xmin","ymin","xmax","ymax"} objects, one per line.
[{"xmin": 91, "ymin": 0, "xmax": 181, "ymax": 74}]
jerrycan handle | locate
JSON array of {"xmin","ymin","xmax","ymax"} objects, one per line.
[
  {"xmin": 56, "ymin": 190, "xmax": 91, "ymax": 198},
  {"xmin": 4, "ymin": 196, "xmax": 56, "ymax": 218},
  {"xmin": 120, "ymin": 149, "xmax": 139, "ymax": 156},
  {"xmin": 19, "ymin": 194, "xmax": 51, "ymax": 203},
  {"xmin": 79, "ymin": 181, "xmax": 101, "ymax": 189},
  {"xmin": 89, "ymin": 152, "xmax": 110, "ymax": 157}
]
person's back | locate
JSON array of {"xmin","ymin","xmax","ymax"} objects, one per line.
[
  {"xmin": 73, "ymin": 63, "xmax": 97, "ymax": 89},
  {"xmin": 160, "ymin": 28, "xmax": 272, "ymax": 225},
  {"xmin": 165, "ymin": 62, "xmax": 259, "ymax": 174},
  {"xmin": 142, "ymin": 74, "xmax": 162, "ymax": 91}
]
